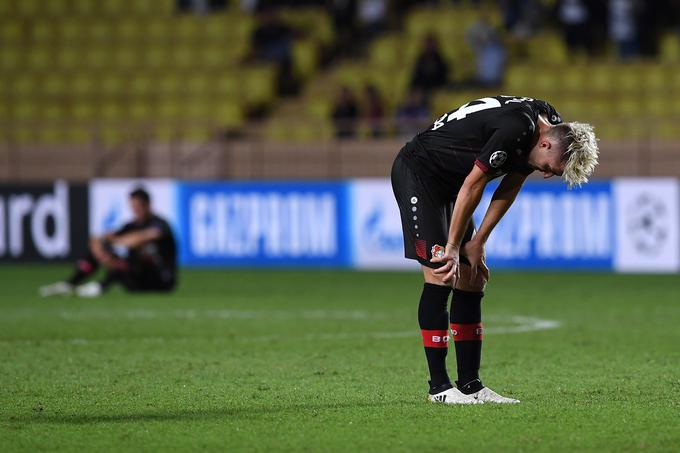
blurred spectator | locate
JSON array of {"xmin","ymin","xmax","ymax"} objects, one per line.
[
  {"xmin": 498, "ymin": 0, "xmax": 542, "ymax": 39},
  {"xmin": 330, "ymin": 0, "xmax": 358, "ymax": 56},
  {"xmin": 358, "ymin": 0, "xmax": 387, "ymax": 41},
  {"xmin": 396, "ymin": 89, "xmax": 430, "ymax": 138},
  {"xmin": 466, "ymin": 12, "xmax": 506, "ymax": 87},
  {"xmin": 410, "ymin": 34, "xmax": 449, "ymax": 93},
  {"xmin": 250, "ymin": 8, "xmax": 299, "ymax": 96},
  {"xmin": 363, "ymin": 84, "xmax": 384, "ymax": 138},
  {"xmin": 250, "ymin": 8, "xmax": 293, "ymax": 64},
  {"xmin": 177, "ymin": 0, "xmax": 227, "ymax": 13},
  {"xmin": 332, "ymin": 86, "xmax": 359, "ymax": 139},
  {"xmin": 557, "ymin": 0, "xmax": 593, "ymax": 54},
  {"xmin": 609, "ymin": 0, "xmax": 640, "ymax": 60}
]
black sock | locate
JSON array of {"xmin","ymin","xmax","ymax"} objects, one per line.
[
  {"xmin": 418, "ymin": 283, "xmax": 453, "ymax": 394},
  {"xmin": 67, "ymin": 253, "xmax": 99, "ymax": 285},
  {"xmin": 450, "ymin": 289, "xmax": 484, "ymax": 394}
]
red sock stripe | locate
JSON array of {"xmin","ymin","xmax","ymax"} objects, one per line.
[
  {"xmin": 421, "ymin": 329, "xmax": 450, "ymax": 348},
  {"xmin": 77, "ymin": 260, "xmax": 94, "ymax": 273},
  {"xmin": 450, "ymin": 323, "xmax": 484, "ymax": 341}
]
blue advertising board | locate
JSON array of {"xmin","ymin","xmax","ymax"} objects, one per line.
[
  {"xmin": 474, "ymin": 180, "xmax": 614, "ymax": 269},
  {"xmin": 177, "ymin": 181, "xmax": 351, "ymax": 267}
]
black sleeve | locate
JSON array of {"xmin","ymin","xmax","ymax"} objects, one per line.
[
  {"xmin": 112, "ymin": 222, "xmax": 134, "ymax": 237},
  {"xmin": 474, "ymin": 114, "xmax": 535, "ymax": 175}
]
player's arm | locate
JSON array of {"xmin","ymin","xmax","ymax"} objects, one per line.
[
  {"xmin": 474, "ymin": 171, "xmax": 527, "ymax": 244},
  {"xmin": 111, "ymin": 227, "xmax": 162, "ymax": 249},
  {"xmin": 432, "ymin": 164, "xmax": 491, "ymax": 285},
  {"xmin": 461, "ymin": 171, "xmax": 527, "ymax": 283}
]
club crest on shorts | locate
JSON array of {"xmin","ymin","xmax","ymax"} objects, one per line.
[
  {"xmin": 431, "ymin": 244, "xmax": 446, "ymax": 259},
  {"xmin": 489, "ymin": 150, "xmax": 507, "ymax": 168}
]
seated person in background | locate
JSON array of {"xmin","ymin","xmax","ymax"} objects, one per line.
[
  {"xmin": 410, "ymin": 34, "xmax": 450, "ymax": 94},
  {"xmin": 363, "ymin": 83, "xmax": 385, "ymax": 138},
  {"xmin": 466, "ymin": 11, "xmax": 507, "ymax": 87},
  {"xmin": 40, "ymin": 188, "xmax": 177, "ymax": 298},
  {"xmin": 332, "ymin": 85, "xmax": 360, "ymax": 139},
  {"xmin": 396, "ymin": 89, "xmax": 431, "ymax": 138}
]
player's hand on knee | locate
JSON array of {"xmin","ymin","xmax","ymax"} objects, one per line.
[
  {"xmin": 431, "ymin": 244, "xmax": 460, "ymax": 287},
  {"xmin": 462, "ymin": 240, "xmax": 489, "ymax": 285}
]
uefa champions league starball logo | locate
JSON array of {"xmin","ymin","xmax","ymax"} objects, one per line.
[
  {"xmin": 489, "ymin": 150, "xmax": 507, "ymax": 168},
  {"xmin": 626, "ymin": 193, "xmax": 668, "ymax": 255}
]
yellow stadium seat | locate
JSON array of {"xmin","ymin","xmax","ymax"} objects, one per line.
[
  {"xmin": 26, "ymin": 48, "xmax": 52, "ymax": 70},
  {"xmin": 70, "ymin": 73, "xmax": 97, "ymax": 97},
  {"xmin": 293, "ymin": 40, "xmax": 318, "ymax": 80},
  {"xmin": 129, "ymin": 102, "xmax": 154, "ymax": 122},
  {"xmin": 44, "ymin": 0, "xmax": 71, "ymax": 16},
  {"xmin": 641, "ymin": 66, "xmax": 669, "ymax": 94},
  {"xmin": 157, "ymin": 101, "xmax": 182, "ymax": 121},
  {"xmin": 88, "ymin": 21, "xmax": 115, "ymax": 44},
  {"xmin": 29, "ymin": 21, "xmax": 57, "ymax": 42},
  {"xmin": 615, "ymin": 67, "xmax": 642, "ymax": 93},
  {"xmin": 41, "ymin": 103, "xmax": 66, "ymax": 122},
  {"xmin": 14, "ymin": 102, "xmax": 39, "ymax": 121},
  {"xmin": 57, "ymin": 19, "xmax": 84, "ymax": 44},
  {"xmin": 216, "ymin": 75, "xmax": 240, "ymax": 99},
  {"xmin": 157, "ymin": 74, "xmax": 182, "ymax": 96},
  {"xmin": 561, "ymin": 66, "xmax": 586, "ymax": 93},
  {"xmin": 1, "ymin": 20, "xmax": 22, "ymax": 44},
  {"xmin": 660, "ymin": 33, "xmax": 680, "ymax": 64},
  {"xmin": 129, "ymin": 75, "xmax": 154, "ymax": 97},
  {"xmin": 370, "ymin": 35, "xmax": 402, "ymax": 69},
  {"xmin": 198, "ymin": 45, "xmax": 231, "ymax": 69},
  {"xmin": 505, "ymin": 66, "xmax": 532, "ymax": 94},
  {"xmin": 84, "ymin": 47, "xmax": 110, "ymax": 70},
  {"xmin": 117, "ymin": 19, "xmax": 145, "ymax": 42},
  {"xmin": 175, "ymin": 17, "xmax": 203, "ymax": 42},
  {"xmin": 111, "ymin": 47, "xmax": 140, "ymax": 71},
  {"xmin": 143, "ymin": 46, "xmax": 171, "ymax": 71},
  {"xmin": 101, "ymin": 103, "xmax": 125, "ymax": 122},
  {"xmin": 527, "ymin": 33, "xmax": 569, "ymax": 65},
  {"xmin": 12, "ymin": 76, "xmax": 39, "ymax": 98},
  {"xmin": 42, "ymin": 76, "xmax": 68, "ymax": 97},
  {"xmin": 99, "ymin": 74, "xmax": 126, "ymax": 97},
  {"xmin": 588, "ymin": 65, "xmax": 614, "ymax": 93},
  {"xmin": 146, "ymin": 18, "xmax": 172, "ymax": 43},
  {"xmin": 55, "ymin": 47, "xmax": 80, "ymax": 71},
  {"xmin": 186, "ymin": 74, "xmax": 211, "ymax": 97},
  {"xmin": 214, "ymin": 104, "xmax": 244, "ymax": 129},
  {"xmin": 241, "ymin": 66, "xmax": 275, "ymax": 106},
  {"xmin": 170, "ymin": 45, "xmax": 199, "ymax": 69},
  {"xmin": 71, "ymin": 103, "xmax": 98, "ymax": 122},
  {"xmin": 72, "ymin": 0, "xmax": 98, "ymax": 15},
  {"xmin": 16, "ymin": 0, "xmax": 41, "ymax": 16},
  {"xmin": 306, "ymin": 97, "xmax": 333, "ymax": 121}
]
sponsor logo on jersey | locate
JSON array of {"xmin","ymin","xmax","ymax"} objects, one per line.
[{"xmin": 489, "ymin": 150, "xmax": 507, "ymax": 168}]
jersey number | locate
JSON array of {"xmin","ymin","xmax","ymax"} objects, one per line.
[{"xmin": 432, "ymin": 97, "xmax": 502, "ymax": 130}]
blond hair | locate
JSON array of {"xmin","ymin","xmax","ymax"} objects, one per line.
[{"xmin": 550, "ymin": 122, "xmax": 599, "ymax": 189}]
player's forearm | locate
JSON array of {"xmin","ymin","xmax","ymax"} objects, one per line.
[
  {"xmin": 475, "ymin": 176, "xmax": 524, "ymax": 244},
  {"xmin": 447, "ymin": 180, "xmax": 485, "ymax": 248},
  {"xmin": 112, "ymin": 232, "xmax": 147, "ymax": 248}
]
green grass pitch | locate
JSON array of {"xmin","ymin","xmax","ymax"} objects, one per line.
[{"xmin": 1, "ymin": 266, "xmax": 679, "ymax": 452}]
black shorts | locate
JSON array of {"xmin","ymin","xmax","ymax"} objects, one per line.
[
  {"xmin": 120, "ymin": 260, "xmax": 176, "ymax": 292},
  {"xmin": 391, "ymin": 153, "xmax": 474, "ymax": 269}
]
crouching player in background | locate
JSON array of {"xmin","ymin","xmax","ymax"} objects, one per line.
[
  {"xmin": 391, "ymin": 96, "xmax": 599, "ymax": 404},
  {"xmin": 40, "ymin": 188, "xmax": 177, "ymax": 298}
]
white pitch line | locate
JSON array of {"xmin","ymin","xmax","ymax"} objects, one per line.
[{"xmin": 0, "ymin": 315, "xmax": 560, "ymax": 347}]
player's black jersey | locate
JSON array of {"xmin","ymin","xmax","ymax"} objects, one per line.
[
  {"xmin": 399, "ymin": 95, "xmax": 562, "ymax": 198},
  {"xmin": 114, "ymin": 214, "xmax": 177, "ymax": 279}
]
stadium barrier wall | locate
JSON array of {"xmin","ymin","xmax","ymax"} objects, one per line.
[{"xmin": 7, "ymin": 178, "xmax": 679, "ymax": 272}]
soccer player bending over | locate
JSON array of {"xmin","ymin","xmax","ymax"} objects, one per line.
[
  {"xmin": 40, "ymin": 188, "xmax": 177, "ymax": 298},
  {"xmin": 391, "ymin": 96, "xmax": 598, "ymax": 404}
]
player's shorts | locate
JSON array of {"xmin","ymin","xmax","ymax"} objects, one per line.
[
  {"xmin": 119, "ymin": 259, "xmax": 176, "ymax": 292},
  {"xmin": 391, "ymin": 150, "xmax": 474, "ymax": 269}
]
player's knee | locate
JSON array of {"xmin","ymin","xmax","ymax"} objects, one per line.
[
  {"xmin": 456, "ymin": 265, "xmax": 487, "ymax": 292},
  {"xmin": 422, "ymin": 265, "xmax": 447, "ymax": 286}
]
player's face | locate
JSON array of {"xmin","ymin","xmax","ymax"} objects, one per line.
[
  {"xmin": 129, "ymin": 197, "xmax": 151, "ymax": 222},
  {"xmin": 528, "ymin": 140, "xmax": 565, "ymax": 179}
]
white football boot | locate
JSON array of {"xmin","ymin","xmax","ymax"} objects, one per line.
[
  {"xmin": 470, "ymin": 387, "xmax": 520, "ymax": 404},
  {"xmin": 428, "ymin": 387, "xmax": 483, "ymax": 405},
  {"xmin": 75, "ymin": 282, "xmax": 103, "ymax": 298},
  {"xmin": 39, "ymin": 281, "xmax": 74, "ymax": 297}
]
